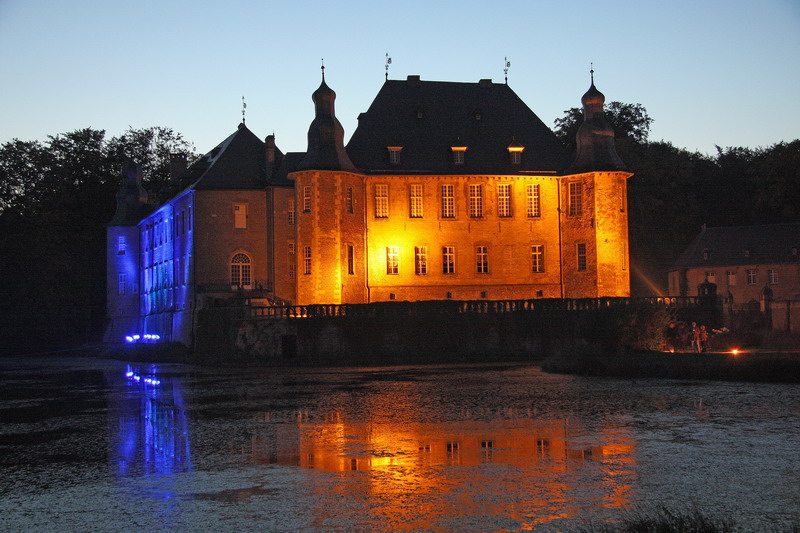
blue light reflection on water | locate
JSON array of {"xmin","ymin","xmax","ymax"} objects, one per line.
[{"xmin": 113, "ymin": 365, "xmax": 191, "ymax": 479}]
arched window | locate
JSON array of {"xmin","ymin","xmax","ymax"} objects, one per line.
[{"xmin": 230, "ymin": 253, "xmax": 252, "ymax": 289}]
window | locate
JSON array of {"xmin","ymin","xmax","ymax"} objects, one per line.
[
  {"xmin": 233, "ymin": 203, "xmax": 247, "ymax": 228},
  {"xmin": 746, "ymin": 269, "xmax": 757, "ymax": 285},
  {"xmin": 388, "ymin": 146, "xmax": 402, "ymax": 165},
  {"xmin": 289, "ymin": 242, "xmax": 296, "ymax": 280},
  {"xmin": 726, "ymin": 270, "xmax": 737, "ymax": 286},
  {"xmin": 386, "ymin": 246, "xmax": 399, "ymax": 275},
  {"xmin": 526, "ymin": 184, "xmax": 541, "ymax": 218},
  {"xmin": 346, "ymin": 188, "xmax": 354, "ymax": 214},
  {"xmin": 497, "ymin": 184, "xmax": 512, "ymax": 217},
  {"xmin": 705, "ymin": 271, "xmax": 716, "ymax": 284},
  {"xmin": 375, "ymin": 184, "xmax": 389, "ymax": 218},
  {"xmin": 451, "ymin": 147, "xmax": 466, "ymax": 165},
  {"xmin": 302, "ymin": 186, "xmax": 312, "ymax": 213},
  {"xmin": 568, "ymin": 182, "xmax": 582, "ymax": 217},
  {"xmin": 531, "ymin": 245, "xmax": 544, "ymax": 273},
  {"xmin": 415, "ymin": 246, "xmax": 427, "ymax": 275},
  {"xmin": 409, "ymin": 184, "xmax": 423, "ymax": 218},
  {"xmin": 117, "ymin": 236, "xmax": 126, "ymax": 255},
  {"xmin": 768, "ymin": 269, "xmax": 779, "ymax": 285},
  {"xmin": 230, "ymin": 253, "xmax": 252, "ymax": 288},
  {"xmin": 476, "ymin": 245, "xmax": 489, "ymax": 273},
  {"xmin": 347, "ymin": 245, "xmax": 355, "ymax": 275},
  {"xmin": 288, "ymin": 242, "xmax": 295, "ymax": 255},
  {"xmin": 743, "ymin": 249, "xmax": 750, "ymax": 258},
  {"xmin": 703, "ymin": 248, "xmax": 710, "ymax": 260},
  {"xmin": 303, "ymin": 247, "xmax": 312, "ymax": 275},
  {"xmin": 441, "ymin": 184, "xmax": 455, "ymax": 219},
  {"xmin": 442, "ymin": 246, "xmax": 455, "ymax": 274},
  {"xmin": 469, "ymin": 184, "xmax": 483, "ymax": 218},
  {"xmin": 118, "ymin": 273, "xmax": 126, "ymax": 295},
  {"xmin": 288, "ymin": 199, "xmax": 296, "ymax": 225},
  {"xmin": 576, "ymin": 243, "xmax": 587, "ymax": 271},
  {"xmin": 510, "ymin": 151, "xmax": 521, "ymax": 164}
]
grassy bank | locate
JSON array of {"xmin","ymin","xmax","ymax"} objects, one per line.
[{"xmin": 541, "ymin": 349, "xmax": 800, "ymax": 383}]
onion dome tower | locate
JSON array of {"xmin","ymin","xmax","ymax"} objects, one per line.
[
  {"xmin": 568, "ymin": 69, "xmax": 626, "ymax": 174},
  {"xmin": 298, "ymin": 65, "xmax": 357, "ymax": 172}
]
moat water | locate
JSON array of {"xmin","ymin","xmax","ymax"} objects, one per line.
[{"xmin": 0, "ymin": 356, "xmax": 798, "ymax": 532}]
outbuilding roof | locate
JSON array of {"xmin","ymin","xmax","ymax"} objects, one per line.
[{"xmin": 671, "ymin": 223, "xmax": 800, "ymax": 270}]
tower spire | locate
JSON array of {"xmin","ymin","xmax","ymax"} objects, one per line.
[
  {"xmin": 590, "ymin": 62, "xmax": 594, "ymax": 84},
  {"xmin": 321, "ymin": 58, "xmax": 325, "ymax": 81}
]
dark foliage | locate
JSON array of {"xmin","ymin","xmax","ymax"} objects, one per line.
[{"xmin": 0, "ymin": 128, "xmax": 194, "ymax": 353}]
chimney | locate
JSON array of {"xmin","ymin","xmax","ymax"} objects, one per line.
[
  {"xmin": 479, "ymin": 79, "xmax": 492, "ymax": 87},
  {"xmin": 407, "ymin": 75, "xmax": 421, "ymax": 87},
  {"xmin": 265, "ymin": 135, "xmax": 276, "ymax": 165},
  {"xmin": 169, "ymin": 153, "xmax": 187, "ymax": 186}
]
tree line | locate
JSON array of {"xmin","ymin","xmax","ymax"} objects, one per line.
[
  {"xmin": 1, "ymin": 114, "xmax": 798, "ymax": 353},
  {"xmin": 0, "ymin": 128, "xmax": 194, "ymax": 353}
]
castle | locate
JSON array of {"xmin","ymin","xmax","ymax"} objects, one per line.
[{"xmin": 106, "ymin": 71, "xmax": 632, "ymax": 347}]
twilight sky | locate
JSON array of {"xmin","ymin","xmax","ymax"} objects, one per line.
[{"xmin": 0, "ymin": 0, "xmax": 797, "ymax": 157}]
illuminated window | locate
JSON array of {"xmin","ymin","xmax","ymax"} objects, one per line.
[
  {"xmin": 469, "ymin": 184, "xmax": 483, "ymax": 218},
  {"xmin": 386, "ymin": 246, "xmax": 399, "ymax": 275},
  {"xmin": 233, "ymin": 203, "xmax": 247, "ymax": 228},
  {"xmin": 746, "ymin": 269, "xmax": 757, "ymax": 285},
  {"xmin": 409, "ymin": 184, "xmax": 423, "ymax": 218},
  {"xmin": 118, "ymin": 273, "xmax": 126, "ymax": 295},
  {"xmin": 451, "ymin": 146, "xmax": 466, "ymax": 165},
  {"xmin": 576, "ymin": 243, "xmax": 587, "ymax": 271},
  {"xmin": 726, "ymin": 270, "xmax": 737, "ymax": 286},
  {"xmin": 288, "ymin": 242, "xmax": 296, "ymax": 280},
  {"xmin": 388, "ymin": 146, "xmax": 402, "ymax": 165},
  {"xmin": 117, "ymin": 236, "xmax": 126, "ymax": 255},
  {"xmin": 441, "ymin": 184, "xmax": 455, "ymax": 219},
  {"xmin": 769, "ymin": 269, "xmax": 779, "ymax": 285},
  {"xmin": 230, "ymin": 253, "xmax": 252, "ymax": 289},
  {"xmin": 705, "ymin": 271, "xmax": 716, "ymax": 284},
  {"xmin": 526, "ymin": 184, "xmax": 540, "ymax": 218},
  {"xmin": 476, "ymin": 245, "xmax": 489, "ymax": 273},
  {"xmin": 568, "ymin": 182, "xmax": 582, "ymax": 217},
  {"xmin": 531, "ymin": 245, "xmax": 544, "ymax": 273},
  {"xmin": 303, "ymin": 247, "xmax": 312, "ymax": 275},
  {"xmin": 415, "ymin": 246, "xmax": 428, "ymax": 275},
  {"xmin": 347, "ymin": 245, "xmax": 355, "ymax": 275},
  {"xmin": 346, "ymin": 187, "xmax": 354, "ymax": 214},
  {"xmin": 497, "ymin": 184, "xmax": 512, "ymax": 217},
  {"xmin": 442, "ymin": 246, "xmax": 455, "ymax": 274},
  {"xmin": 303, "ymin": 186, "xmax": 312, "ymax": 213},
  {"xmin": 288, "ymin": 198, "xmax": 296, "ymax": 225},
  {"xmin": 375, "ymin": 184, "xmax": 389, "ymax": 218}
]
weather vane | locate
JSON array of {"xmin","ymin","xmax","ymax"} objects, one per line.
[
  {"xmin": 242, "ymin": 96, "xmax": 247, "ymax": 124},
  {"xmin": 321, "ymin": 58, "xmax": 325, "ymax": 80},
  {"xmin": 385, "ymin": 52, "xmax": 392, "ymax": 81},
  {"xmin": 504, "ymin": 57, "xmax": 511, "ymax": 84},
  {"xmin": 590, "ymin": 62, "xmax": 594, "ymax": 84}
]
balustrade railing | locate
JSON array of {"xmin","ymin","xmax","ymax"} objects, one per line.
[{"xmin": 240, "ymin": 296, "xmax": 704, "ymax": 320}]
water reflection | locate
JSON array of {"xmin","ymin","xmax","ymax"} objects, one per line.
[
  {"xmin": 245, "ymin": 409, "xmax": 636, "ymax": 526},
  {"xmin": 108, "ymin": 365, "xmax": 191, "ymax": 477}
]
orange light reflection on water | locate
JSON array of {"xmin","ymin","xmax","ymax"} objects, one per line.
[{"xmin": 247, "ymin": 410, "xmax": 636, "ymax": 530}]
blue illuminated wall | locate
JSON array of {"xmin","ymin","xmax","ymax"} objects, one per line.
[
  {"xmin": 105, "ymin": 225, "xmax": 142, "ymax": 343},
  {"xmin": 138, "ymin": 191, "xmax": 195, "ymax": 345}
]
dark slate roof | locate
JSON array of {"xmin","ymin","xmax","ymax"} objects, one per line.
[
  {"xmin": 346, "ymin": 77, "xmax": 571, "ymax": 174},
  {"xmin": 178, "ymin": 123, "xmax": 281, "ymax": 190},
  {"xmin": 273, "ymin": 152, "xmax": 305, "ymax": 185},
  {"xmin": 671, "ymin": 223, "xmax": 800, "ymax": 270}
]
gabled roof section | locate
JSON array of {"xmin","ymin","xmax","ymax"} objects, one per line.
[
  {"xmin": 346, "ymin": 77, "xmax": 571, "ymax": 174},
  {"xmin": 180, "ymin": 123, "xmax": 269, "ymax": 190},
  {"xmin": 671, "ymin": 223, "xmax": 800, "ymax": 270}
]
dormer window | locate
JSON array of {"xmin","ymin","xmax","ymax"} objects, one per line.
[
  {"xmin": 387, "ymin": 146, "xmax": 402, "ymax": 165},
  {"xmin": 703, "ymin": 249, "xmax": 710, "ymax": 260},
  {"xmin": 508, "ymin": 143, "xmax": 524, "ymax": 165},
  {"xmin": 743, "ymin": 249, "xmax": 750, "ymax": 258},
  {"xmin": 474, "ymin": 111, "xmax": 482, "ymax": 121},
  {"xmin": 451, "ymin": 146, "xmax": 467, "ymax": 165},
  {"xmin": 415, "ymin": 108, "xmax": 424, "ymax": 119}
]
